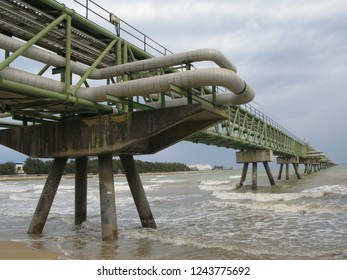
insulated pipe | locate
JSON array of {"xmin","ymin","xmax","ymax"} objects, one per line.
[
  {"xmin": 0, "ymin": 34, "xmax": 237, "ymax": 78},
  {"xmin": 145, "ymin": 91, "xmax": 249, "ymax": 108},
  {"xmin": 0, "ymin": 67, "xmax": 255, "ymax": 105}
]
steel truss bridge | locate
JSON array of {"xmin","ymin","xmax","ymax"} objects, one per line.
[
  {"xmin": 0, "ymin": 0, "xmax": 336, "ymax": 241},
  {"xmin": 0, "ymin": 0, "xmax": 332, "ymax": 164}
]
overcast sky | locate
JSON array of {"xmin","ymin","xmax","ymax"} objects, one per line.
[{"xmin": 1, "ymin": 0, "xmax": 346, "ymax": 167}]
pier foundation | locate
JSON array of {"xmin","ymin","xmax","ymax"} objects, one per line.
[
  {"xmin": 236, "ymin": 150, "xmax": 275, "ymax": 190},
  {"xmin": 75, "ymin": 157, "xmax": 88, "ymax": 225},
  {"xmin": 98, "ymin": 154, "xmax": 117, "ymax": 241},
  {"xmin": 27, "ymin": 157, "xmax": 68, "ymax": 234},
  {"xmin": 277, "ymin": 156, "xmax": 301, "ymax": 180},
  {"xmin": 120, "ymin": 155, "xmax": 156, "ymax": 229},
  {"xmin": 0, "ymin": 104, "xmax": 226, "ymax": 240}
]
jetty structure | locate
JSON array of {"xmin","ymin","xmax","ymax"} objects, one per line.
[{"xmin": 0, "ymin": 0, "xmax": 333, "ymax": 240}]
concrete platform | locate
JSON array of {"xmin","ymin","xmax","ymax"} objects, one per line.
[{"xmin": 0, "ymin": 104, "xmax": 226, "ymax": 158}]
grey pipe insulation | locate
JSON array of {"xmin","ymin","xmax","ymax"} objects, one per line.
[{"xmin": 0, "ymin": 34, "xmax": 254, "ymax": 107}]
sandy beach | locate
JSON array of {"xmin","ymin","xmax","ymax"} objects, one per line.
[{"xmin": 0, "ymin": 241, "xmax": 62, "ymax": 260}]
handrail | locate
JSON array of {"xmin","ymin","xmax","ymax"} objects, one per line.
[
  {"xmin": 240, "ymin": 103, "xmax": 307, "ymax": 146},
  {"xmin": 72, "ymin": 0, "xmax": 173, "ymax": 56}
]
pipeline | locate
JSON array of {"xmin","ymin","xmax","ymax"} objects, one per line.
[
  {"xmin": 0, "ymin": 67, "xmax": 254, "ymax": 105},
  {"xmin": 0, "ymin": 33, "xmax": 254, "ymax": 106},
  {"xmin": 0, "ymin": 34, "xmax": 237, "ymax": 78}
]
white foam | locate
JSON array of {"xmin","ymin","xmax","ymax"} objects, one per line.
[
  {"xmin": 200, "ymin": 179, "xmax": 231, "ymax": 186},
  {"xmin": 229, "ymin": 175, "xmax": 241, "ymax": 179},
  {"xmin": 302, "ymin": 185, "xmax": 347, "ymax": 195}
]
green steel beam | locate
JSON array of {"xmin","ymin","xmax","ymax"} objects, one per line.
[
  {"xmin": 0, "ymin": 78, "xmax": 113, "ymax": 114},
  {"xmin": 0, "ymin": 13, "xmax": 68, "ymax": 71}
]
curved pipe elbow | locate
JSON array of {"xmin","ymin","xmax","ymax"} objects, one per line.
[{"xmin": 0, "ymin": 34, "xmax": 237, "ymax": 79}]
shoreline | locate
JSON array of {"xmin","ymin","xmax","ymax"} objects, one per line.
[
  {"xmin": 0, "ymin": 169, "xmax": 232, "ymax": 182},
  {"xmin": 0, "ymin": 241, "xmax": 62, "ymax": 260}
]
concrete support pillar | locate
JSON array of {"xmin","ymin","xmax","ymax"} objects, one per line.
[
  {"xmin": 286, "ymin": 163, "xmax": 289, "ymax": 180},
  {"xmin": 28, "ymin": 157, "xmax": 68, "ymax": 234},
  {"xmin": 292, "ymin": 163, "xmax": 301, "ymax": 179},
  {"xmin": 75, "ymin": 157, "xmax": 88, "ymax": 225},
  {"xmin": 236, "ymin": 150, "xmax": 274, "ymax": 189},
  {"xmin": 277, "ymin": 156, "xmax": 300, "ymax": 180},
  {"xmin": 237, "ymin": 162, "xmax": 249, "ymax": 189},
  {"xmin": 304, "ymin": 164, "xmax": 308, "ymax": 174},
  {"xmin": 98, "ymin": 154, "xmax": 117, "ymax": 241},
  {"xmin": 263, "ymin": 162, "xmax": 276, "ymax": 186},
  {"xmin": 278, "ymin": 164, "xmax": 284, "ymax": 180},
  {"xmin": 252, "ymin": 162, "xmax": 257, "ymax": 190},
  {"xmin": 120, "ymin": 155, "xmax": 157, "ymax": 229}
]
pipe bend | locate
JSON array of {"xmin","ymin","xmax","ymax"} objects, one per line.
[
  {"xmin": 0, "ymin": 34, "xmax": 237, "ymax": 79},
  {"xmin": 0, "ymin": 66, "xmax": 254, "ymax": 105}
]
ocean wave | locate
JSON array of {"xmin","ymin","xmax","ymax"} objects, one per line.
[
  {"xmin": 149, "ymin": 179, "xmax": 184, "ymax": 184},
  {"xmin": 121, "ymin": 228, "xmax": 344, "ymax": 259},
  {"xmin": 229, "ymin": 175, "xmax": 241, "ymax": 179},
  {"xmin": 302, "ymin": 185, "xmax": 347, "ymax": 195},
  {"xmin": 200, "ymin": 180, "xmax": 231, "ymax": 186}
]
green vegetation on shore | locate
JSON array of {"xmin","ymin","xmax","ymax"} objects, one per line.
[{"xmin": 0, "ymin": 157, "xmax": 191, "ymax": 175}]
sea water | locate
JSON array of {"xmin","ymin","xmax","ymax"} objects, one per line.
[{"xmin": 0, "ymin": 165, "xmax": 346, "ymax": 259}]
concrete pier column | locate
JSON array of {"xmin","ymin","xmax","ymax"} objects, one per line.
[
  {"xmin": 263, "ymin": 162, "xmax": 276, "ymax": 186},
  {"xmin": 278, "ymin": 164, "xmax": 284, "ymax": 180},
  {"xmin": 292, "ymin": 163, "xmax": 301, "ymax": 179},
  {"xmin": 286, "ymin": 163, "xmax": 290, "ymax": 180},
  {"xmin": 252, "ymin": 162, "xmax": 257, "ymax": 190},
  {"xmin": 28, "ymin": 157, "xmax": 68, "ymax": 234},
  {"xmin": 98, "ymin": 154, "xmax": 117, "ymax": 241},
  {"xmin": 75, "ymin": 157, "xmax": 88, "ymax": 225},
  {"xmin": 237, "ymin": 162, "xmax": 249, "ymax": 188},
  {"xmin": 236, "ymin": 150, "xmax": 274, "ymax": 189},
  {"xmin": 277, "ymin": 156, "xmax": 300, "ymax": 180},
  {"xmin": 120, "ymin": 155, "xmax": 157, "ymax": 229}
]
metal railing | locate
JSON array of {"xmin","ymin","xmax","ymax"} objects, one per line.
[
  {"xmin": 72, "ymin": 0, "xmax": 173, "ymax": 56},
  {"xmin": 240, "ymin": 103, "xmax": 306, "ymax": 146}
]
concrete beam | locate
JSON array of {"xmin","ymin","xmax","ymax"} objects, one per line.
[
  {"xmin": 0, "ymin": 104, "xmax": 226, "ymax": 158},
  {"xmin": 236, "ymin": 150, "xmax": 273, "ymax": 163},
  {"xmin": 277, "ymin": 156, "xmax": 299, "ymax": 164}
]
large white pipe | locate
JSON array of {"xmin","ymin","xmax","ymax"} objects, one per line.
[
  {"xmin": 0, "ymin": 67, "xmax": 254, "ymax": 105},
  {"xmin": 0, "ymin": 33, "xmax": 237, "ymax": 78},
  {"xmin": 0, "ymin": 33, "xmax": 254, "ymax": 106}
]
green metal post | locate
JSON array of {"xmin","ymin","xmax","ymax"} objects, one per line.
[
  {"xmin": 116, "ymin": 40, "xmax": 122, "ymax": 82},
  {"xmin": 122, "ymin": 43, "xmax": 130, "ymax": 112},
  {"xmin": 65, "ymin": 16, "xmax": 72, "ymax": 94}
]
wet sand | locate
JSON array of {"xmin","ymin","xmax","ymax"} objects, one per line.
[{"xmin": 0, "ymin": 241, "xmax": 61, "ymax": 260}]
